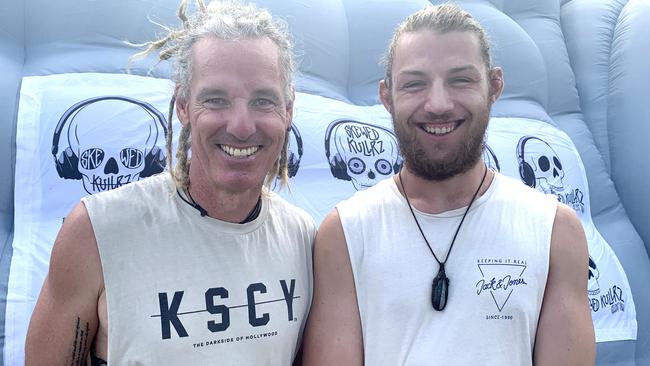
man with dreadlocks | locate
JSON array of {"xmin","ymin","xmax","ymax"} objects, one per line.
[{"xmin": 25, "ymin": 1, "xmax": 315, "ymax": 364}]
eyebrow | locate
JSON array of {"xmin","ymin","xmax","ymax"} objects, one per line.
[
  {"xmin": 252, "ymin": 88, "xmax": 282, "ymax": 102},
  {"xmin": 399, "ymin": 65, "xmax": 481, "ymax": 75},
  {"xmin": 397, "ymin": 69, "xmax": 427, "ymax": 78},
  {"xmin": 449, "ymin": 65, "xmax": 481, "ymax": 75},
  {"xmin": 195, "ymin": 88, "xmax": 282, "ymax": 102},
  {"xmin": 196, "ymin": 88, "xmax": 227, "ymax": 101}
]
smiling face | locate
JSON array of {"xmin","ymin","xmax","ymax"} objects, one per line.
[
  {"xmin": 176, "ymin": 36, "xmax": 293, "ymax": 195},
  {"xmin": 380, "ymin": 30, "xmax": 502, "ymax": 181}
]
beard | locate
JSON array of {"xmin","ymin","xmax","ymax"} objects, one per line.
[{"xmin": 391, "ymin": 105, "xmax": 490, "ymax": 181}]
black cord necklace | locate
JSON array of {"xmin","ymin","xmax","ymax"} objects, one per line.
[
  {"xmin": 177, "ymin": 188, "xmax": 262, "ymax": 223},
  {"xmin": 398, "ymin": 165, "xmax": 488, "ymax": 311}
]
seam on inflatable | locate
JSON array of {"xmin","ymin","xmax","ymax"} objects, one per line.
[
  {"xmin": 1, "ymin": 1, "xmax": 25, "ymax": 363},
  {"xmin": 606, "ymin": 0, "xmax": 629, "ymax": 172},
  {"xmin": 342, "ymin": 0, "xmax": 353, "ymax": 104}
]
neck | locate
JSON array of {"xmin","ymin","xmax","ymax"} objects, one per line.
[
  {"xmin": 396, "ymin": 161, "xmax": 493, "ymax": 214},
  {"xmin": 187, "ymin": 168, "xmax": 264, "ymax": 224}
]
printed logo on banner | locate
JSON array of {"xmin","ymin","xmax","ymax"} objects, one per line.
[
  {"xmin": 324, "ymin": 119, "xmax": 402, "ymax": 190},
  {"xmin": 52, "ymin": 96, "xmax": 168, "ymax": 195},
  {"xmin": 482, "ymin": 144, "xmax": 500, "ymax": 172},
  {"xmin": 514, "ymin": 134, "xmax": 630, "ymax": 322},
  {"xmin": 516, "ymin": 136, "xmax": 584, "ymax": 213},
  {"xmin": 516, "ymin": 136, "xmax": 565, "ymax": 194},
  {"xmin": 588, "ymin": 256, "xmax": 601, "ymax": 296},
  {"xmin": 587, "ymin": 256, "xmax": 627, "ymax": 315},
  {"xmin": 475, "ymin": 258, "xmax": 529, "ymax": 319},
  {"xmin": 271, "ymin": 123, "xmax": 302, "ymax": 192},
  {"xmin": 287, "ymin": 124, "xmax": 303, "ymax": 178}
]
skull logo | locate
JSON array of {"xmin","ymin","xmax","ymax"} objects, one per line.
[
  {"xmin": 52, "ymin": 96, "xmax": 167, "ymax": 194},
  {"xmin": 325, "ymin": 119, "xmax": 402, "ymax": 190},
  {"xmin": 516, "ymin": 136, "xmax": 565, "ymax": 194},
  {"xmin": 588, "ymin": 256, "xmax": 600, "ymax": 296}
]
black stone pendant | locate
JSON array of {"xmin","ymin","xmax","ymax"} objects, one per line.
[{"xmin": 431, "ymin": 265, "xmax": 449, "ymax": 311}]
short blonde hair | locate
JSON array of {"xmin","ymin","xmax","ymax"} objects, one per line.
[{"xmin": 384, "ymin": 3, "xmax": 492, "ymax": 87}]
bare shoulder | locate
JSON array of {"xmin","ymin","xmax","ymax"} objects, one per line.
[
  {"xmin": 549, "ymin": 203, "xmax": 588, "ymax": 264},
  {"xmin": 311, "ymin": 209, "xmax": 356, "ymax": 292},
  {"xmin": 533, "ymin": 203, "xmax": 595, "ymax": 365},
  {"xmin": 303, "ymin": 209, "xmax": 363, "ymax": 365},
  {"xmin": 547, "ymin": 203, "xmax": 589, "ymax": 296},
  {"xmin": 37, "ymin": 200, "xmax": 104, "ymax": 309},
  {"xmin": 316, "ymin": 209, "xmax": 347, "ymax": 250},
  {"xmin": 49, "ymin": 202, "xmax": 103, "ymax": 283},
  {"xmin": 26, "ymin": 202, "xmax": 105, "ymax": 364}
]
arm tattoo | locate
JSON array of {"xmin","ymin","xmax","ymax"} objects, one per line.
[{"xmin": 70, "ymin": 317, "xmax": 90, "ymax": 366}]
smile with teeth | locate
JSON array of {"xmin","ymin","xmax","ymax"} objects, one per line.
[
  {"xmin": 423, "ymin": 121, "xmax": 461, "ymax": 136},
  {"xmin": 219, "ymin": 144, "xmax": 260, "ymax": 158}
]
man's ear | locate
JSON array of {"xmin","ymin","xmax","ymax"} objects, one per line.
[
  {"xmin": 175, "ymin": 86, "xmax": 190, "ymax": 127},
  {"xmin": 379, "ymin": 79, "xmax": 393, "ymax": 113},
  {"xmin": 488, "ymin": 67, "xmax": 504, "ymax": 104}
]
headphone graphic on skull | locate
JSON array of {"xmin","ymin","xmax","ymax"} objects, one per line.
[
  {"xmin": 52, "ymin": 96, "xmax": 168, "ymax": 194},
  {"xmin": 516, "ymin": 136, "xmax": 565, "ymax": 194},
  {"xmin": 324, "ymin": 119, "xmax": 402, "ymax": 190},
  {"xmin": 482, "ymin": 143, "xmax": 500, "ymax": 172},
  {"xmin": 287, "ymin": 123, "xmax": 303, "ymax": 178}
]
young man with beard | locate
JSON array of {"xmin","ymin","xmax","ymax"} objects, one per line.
[
  {"xmin": 303, "ymin": 4, "xmax": 594, "ymax": 365},
  {"xmin": 26, "ymin": 1, "xmax": 314, "ymax": 364}
]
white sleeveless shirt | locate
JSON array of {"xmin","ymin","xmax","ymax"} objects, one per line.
[
  {"xmin": 82, "ymin": 173, "xmax": 315, "ymax": 365},
  {"xmin": 337, "ymin": 173, "xmax": 557, "ymax": 366}
]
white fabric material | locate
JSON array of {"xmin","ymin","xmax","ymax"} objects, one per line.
[
  {"xmin": 6, "ymin": 71, "xmax": 636, "ymax": 364},
  {"xmin": 276, "ymin": 93, "xmax": 399, "ymax": 223},
  {"xmin": 485, "ymin": 117, "xmax": 637, "ymax": 342},
  {"xmin": 338, "ymin": 173, "xmax": 557, "ymax": 365},
  {"xmin": 6, "ymin": 73, "xmax": 178, "ymax": 365},
  {"xmin": 82, "ymin": 173, "xmax": 315, "ymax": 364}
]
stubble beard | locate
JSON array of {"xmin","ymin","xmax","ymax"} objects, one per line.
[{"xmin": 391, "ymin": 104, "xmax": 490, "ymax": 182}]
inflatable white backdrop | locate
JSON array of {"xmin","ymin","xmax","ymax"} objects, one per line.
[{"xmin": 0, "ymin": 0, "xmax": 649, "ymax": 365}]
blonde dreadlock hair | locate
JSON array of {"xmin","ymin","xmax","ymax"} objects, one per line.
[{"xmin": 134, "ymin": 0, "xmax": 295, "ymax": 190}]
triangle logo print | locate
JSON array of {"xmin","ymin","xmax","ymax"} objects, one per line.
[{"xmin": 476, "ymin": 264, "xmax": 528, "ymax": 312}]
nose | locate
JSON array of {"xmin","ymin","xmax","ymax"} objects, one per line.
[
  {"xmin": 225, "ymin": 99, "xmax": 256, "ymax": 141},
  {"xmin": 104, "ymin": 157, "xmax": 119, "ymax": 174},
  {"xmin": 423, "ymin": 80, "xmax": 454, "ymax": 116}
]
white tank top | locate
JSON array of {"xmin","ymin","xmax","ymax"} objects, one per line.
[
  {"xmin": 338, "ymin": 173, "xmax": 557, "ymax": 366},
  {"xmin": 82, "ymin": 173, "xmax": 315, "ymax": 365}
]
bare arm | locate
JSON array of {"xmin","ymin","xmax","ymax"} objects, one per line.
[
  {"xmin": 25, "ymin": 202, "xmax": 104, "ymax": 365},
  {"xmin": 302, "ymin": 210, "xmax": 363, "ymax": 365},
  {"xmin": 533, "ymin": 204, "xmax": 595, "ymax": 365}
]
